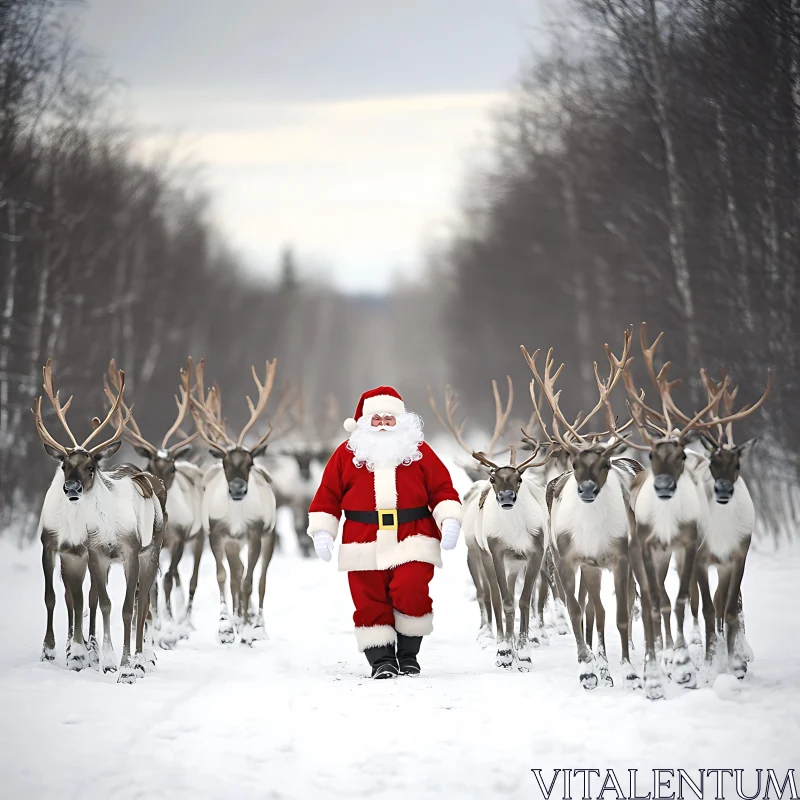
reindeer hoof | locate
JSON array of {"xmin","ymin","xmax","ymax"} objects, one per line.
[
  {"xmin": 117, "ymin": 666, "xmax": 137, "ymax": 684},
  {"xmin": 672, "ymin": 648, "xmax": 696, "ymax": 688},
  {"xmin": 731, "ymin": 656, "xmax": 748, "ymax": 680},
  {"xmin": 516, "ymin": 653, "xmax": 532, "ymax": 672},
  {"xmin": 495, "ymin": 645, "xmax": 513, "ymax": 669},
  {"xmin": 622, "ymin": 662, "xmax": 642, "ymax": 690},
  {"xmin": 132, "ymin": 654, "xmax": 146, "ymax": 678},
  {"xmin": 87, "ymin": 636, "xmax": 100, "ymax": 668},
  {"xmin": 67, "ymin": 642, "xmax": 89, "ymax": 672},
  {"xmin": 579, "ymin": 657, "xmax": 598, "ymax": 690},
  {"xmin": 597, "ymin": 657, "xmax": 614, "ymax": 687},
  {"xmin": 690, "ymin": 624, "xmax": 702, "ymax": 646},
  {"xmin": 239, "ymin": 624, "xmax": 255, "ymax": 647},
  {"xmin": 218, "ymin": 624, "xmax": 235, "ymax": 645},
  {"xmin": 41, "ymin": 644, "xmax": 56, "ymax": 662},
  {"xmin": 644, "ymin": 658, "xmax": 665, "ymax": 700}
]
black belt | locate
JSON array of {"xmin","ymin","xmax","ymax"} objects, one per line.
[{"xmin": 344, "ymin": 507, "xmax": 431, "ymax": 529}]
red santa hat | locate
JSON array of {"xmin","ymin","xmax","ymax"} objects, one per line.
[{"xmin": 343, "ymin": 386, "xmax": 406, "ymax": 433}]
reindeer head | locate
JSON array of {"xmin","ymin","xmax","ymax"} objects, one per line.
[
  {"xmin": 32, "ymin": 360, "xmax": 129, "ymax": 502},
  {"xmin": 192, "ymin": 358, "xmax": 290, "ymax": 501},
  {"xmin": 473, "ymin": 446, "xmax": 545, "ymax": 509},
  {"xmin": 103, "ymin": 359, "xmax": 197, "ymax": 491},
  {"xmin": 521, "ymin": 329, "xmax": 634, "ymax": 504},
  {"xmin": 428, "ymin": 378, "xmax": 548, "ymax": 509},
  {"xmin": 623, "ymin": 324, "xmax": 771, "ymax": 501},
  {"xmin": 696, "ymin": 368, "xmax": 767, "ymax": 504}
]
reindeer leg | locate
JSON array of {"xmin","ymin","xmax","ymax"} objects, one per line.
[
  {"xmin": 183, "ymin": 530, "xmax": 205, "ymax": 628},
  {"xmin": 557, "ymin": 557, "xmax": 597, "ymax": 689},
  {"xmin": 695, "ymin": 561, "xmax": 717, "ymax": 678},
  {"xmin": 655, "ymin": 551, "xmax": 674, "ymax": 669},
  {"xmin": 226, "ymin": 540, "xmax": 245, "ymax": 630},
  {"xmin": 88, "ymin": 555, "xmax": 116, "ymax": 673},
  {"xmin": 210, "ymin": 531, "xmax": 234, "ymax": 644},
  {"xmin": 467, "ymin": 543, "xmax": 492, "ymax": 645},
  {"xmin": 734, "ymin": 553, "xmax": 754, "ymax": 663},
  {"xmin": 534, "ymin": 574, "xmax": 548, "ymax": 646},
  {"xmin": 584, "ymin": 566, "xmax": 613, "ymax": 686},
  {"xmin": 134, "ymin": 542, "xmax": 160, "ymax": 678},
  {"xmin": 670, "ymin": 530, "xmax": 698, "ymax": 689},
  {"xmin": 479, "ymin": 547, "xmax": 505, "ymax": 663},
  {"xmin": 64, "ymin": 579, "xmax": 74, "ymax": 662},
  {"xmin": 61, "ymin": 552, "xmax": 89, "ymax": 671},
  {"xmin": 551, "ymin": 556, "xmax": 571, "ymax": 635},
  {"xmin": 614, "ymin": 557, "xmax": 639, "ymax": 689},
  {"xmin": 254, "ymin": 530, "xmax": 275, "ymax": 640},
  {"xmin": 725, "ymin": 555, "xmax": 748, "ymax": 679},
  {"xmin": 578, "ymin": 570, "xmax": 592, "ymax": 648},
  {"xmin": 161, "ymin": 536, "xmax": 185, "ymax": 646},
  {"xmin": 516, "ymin": 545, "xmax": 544, "ymax": 671},
  {"xmin": 41, "ymin": 538, "xmax": 57, "ymax": 662},
  {"xmin": 633, "ymin": 529, "xmax": 664, "ymax": 700},
  {"xmin": 714, "ymin": 568, "xmax": 730, "ymax": 635},
  {"xmin": 87, "ymin": 572, "xmax": 100, "ymax": 668},
  {"xmin": 488, "ymin": 540, "xmax": 514, "ymax": 668},
  {"xmin": 118, "ymin": 548, "xmax": 140, "ymax": 683},
  {"xmin": 239, "ymin": 528, "xmax": 261, "ymax": 646}
]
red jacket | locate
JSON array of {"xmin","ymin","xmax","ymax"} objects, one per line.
[{"xmin": 307, "ymin": 440, "xmax": 463, "ymax": 572}]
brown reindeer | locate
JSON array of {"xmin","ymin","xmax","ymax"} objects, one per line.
[
  {"xmin": 191, "ymin": 359, "xmax": 281, "ymax": 645},
  {"xmin": 34, "ymin": 361, "xmax": 166, "ymax": 682},
  {"xmin": 429, "ymin": 379, "xmax": 550, "ymax": 669},
  {"xmin": 522, "ymin": 330, "xmax": 643, "ymax": 690},
  {"xmin": 104, "ymin": 359, "xmax": 205, "ymax": 643}
]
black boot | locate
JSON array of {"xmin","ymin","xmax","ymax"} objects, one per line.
[
  {"xmin": 364, "ymin": 644, "xmax": 399, "ymax": 679},
  {"xmin": 397, "ymin": 634, "xmax": 422, "ymax": 676}
]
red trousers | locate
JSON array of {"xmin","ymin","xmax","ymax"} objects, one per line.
[{"xmin": 348, "ymin": 561, "xmax": 435, "ymax": 651}]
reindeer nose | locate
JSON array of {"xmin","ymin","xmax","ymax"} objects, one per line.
[
  {"xmin": 714, "ymin": 478, "xmax": 734, "ymax": 504},
  {"xmin": 228, "ymin": 477, "xmax": 248, "ymax": 500},
  {"xmin": 497, "ymin": 490, "xmax": 516, "ymax": 509},
  {"xmin": 63, "ymin": 480, "xmax": 83, "ymax": 502},
  {"xmin": 653, "ymin": 473, "xmax": 677, "ymax": 499},
  {"xmin": 578, "ymin": 480, "xmax": 599, "ymax": 503}
]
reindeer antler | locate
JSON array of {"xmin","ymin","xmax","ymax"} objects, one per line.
[
  {"xmin": 159, "ymin": 357, "xmax": 199, "ymax": 454},
  {"xmin": 32, "ymin": 359, "xmax": 78, "ymax": 454},
  {"xmin": 103, "ymin": 359, "xmax": 155, "ymax": 455}
]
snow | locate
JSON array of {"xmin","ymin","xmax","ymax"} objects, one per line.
[{"xmin": 0, "ymin": 527, "xmax": 798, "ymax": 799}]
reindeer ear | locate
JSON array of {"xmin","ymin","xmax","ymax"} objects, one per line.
[
  {"xmin": 43, "ymin": 443, "xmax": 64, "ymax": 460},
  {"xmin": 251, "ymin": 442, "xmax": 269, "ymax": 459},
  {"xmin": 736, "ymin": 437, "xmax": 758, "ymax": 456},
  {"xmin": 94, "ymin": 440, "xmax": 122, "ymax": 461},
  {"xmin": 209, "ymin": 448, "xmax": 225, "ymax": 459},
  {"xmin": 172, "ymin": 444, "xmax": 192, "ymax": 461},
  {"xmin": 133, "ymin": 445, "xmax": 153, "ymax": 459}
]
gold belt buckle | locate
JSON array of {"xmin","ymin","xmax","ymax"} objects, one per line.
[{"xmin": 378, "ymin": 509, "xmax": 398, "ymax": 531}]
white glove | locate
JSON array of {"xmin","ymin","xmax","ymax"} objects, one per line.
[
  {"xmin": 312, "ymin": 531, "xmax": 334, "ymax": 562},
  {"xmin": 441, "ymin": 518, "xmax": 461, "ymax": 551}
]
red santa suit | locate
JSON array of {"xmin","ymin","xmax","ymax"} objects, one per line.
[{"xmin": 307, "ymin": 387, "xmax": 463, "ymax": 652}]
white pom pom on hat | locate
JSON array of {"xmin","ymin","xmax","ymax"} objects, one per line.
[{"xmin": 343, "ymin": 386, "xmax": 405, "ymax": 433}]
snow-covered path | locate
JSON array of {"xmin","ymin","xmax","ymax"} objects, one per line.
[{"xmin": 0, "ymin": 531, "xmax": 798, "ymax": 799}]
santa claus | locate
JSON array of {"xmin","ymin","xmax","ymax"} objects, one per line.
[{"xmin": 307, "ymin": 386, "xmax": 463, "ymax": 679}]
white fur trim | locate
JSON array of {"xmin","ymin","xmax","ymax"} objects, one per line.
[
  {"xmin": 394, "ymin": 611, "xmax": 434, "ymax": 636},
  {"xmin": 362, "ymin": 395, "xmax": 405, "ymax": 418},
  {"xmin": 373, "ymin": 464, "xmax": 397, "ymax": 509},
  {"xmin": 354, "ymin": 624, "xmax": 397, "ymax": 652},
  {"xmin": 338, "ymin": 534, "xmax": 443, "ymax": 571},
  {"xmin": 307, "ymin": 511, "xmax": 340, "ymax": 540},
  {"xmin": 343, "ymin": 417, "xmax": 358, "ymax": 432},
  {"xmin": 432, "ymin": 498, "xmax": 464, "ymax": 528}
]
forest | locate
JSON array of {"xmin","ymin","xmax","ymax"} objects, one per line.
[{"xmin": 2, "ymin": 0, "xmax": 798, "ymax": 539}]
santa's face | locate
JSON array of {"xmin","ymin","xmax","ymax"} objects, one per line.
[
  {"xmin": 348, "ymin": 411, "xmax": 424, "ymax": 469},
  {"xmin": 370, "ymin": 414, "xmax": 397, "ymax": 431}
]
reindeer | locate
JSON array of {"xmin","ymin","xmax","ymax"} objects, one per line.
[
  {"xmin": 105, "ymin": 359, "xmax": 204, "ymax": 642},
  {"xmin": 666, "ymin": 367, "xmax": 771, "ymax": 679},
  {"xmin": 191, "ymin": 359, "xmax": 279, "ymax": 645},
  {"xmin": 34, "ymin": 360, "xmax": 166, "ymax": 683},
  {"xmin": 430, "ymin": 378, "xmax": 550, "ymax": 670},
  {"xmin": 277, "ymin": 391, "xmax": 338, "ymax": 558},
  {"xmin": 522, "ymin": 330, "xmax": 643, "ymax": 690},
  {"xmin": 620, "ymin": 323, "xmax": 751, "ymax": 700}
]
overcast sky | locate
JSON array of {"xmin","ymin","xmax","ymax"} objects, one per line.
[{"xmin": 70, "ymin": 1, "xmax": 555, "ymax": 292}]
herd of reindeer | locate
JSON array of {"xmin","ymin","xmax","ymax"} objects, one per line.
[{"xmin": 32, "ymin": 323, "xmax": 771, "ymax": 700}]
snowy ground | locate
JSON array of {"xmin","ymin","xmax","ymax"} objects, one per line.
[{"xmin": 0, "ymin": 521, "xmax": 798, "ymax": 800}]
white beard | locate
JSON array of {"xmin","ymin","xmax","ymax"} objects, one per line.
[{"xmin": 346, "ymin": 412, "xmax": 424, "ymax": 471}]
